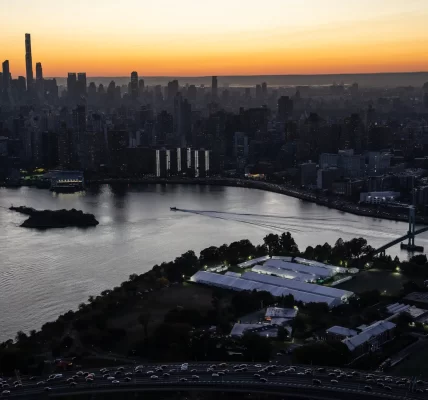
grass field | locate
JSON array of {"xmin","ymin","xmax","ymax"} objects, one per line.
[{"xmin": 336, "ymin": 269, "xmax": 410, "ymax": 295}]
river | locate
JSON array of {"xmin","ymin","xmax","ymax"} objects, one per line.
[{"xmin": 0, "ymin": 184, "xmax": 427, "ymax": 341}]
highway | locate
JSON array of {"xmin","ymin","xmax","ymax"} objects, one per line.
[{"xmin": 1, "ymin": 362, "xmax": 427, "ymax": 399}]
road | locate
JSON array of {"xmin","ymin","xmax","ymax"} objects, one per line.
[{"xmin": 1, "ymin": 362, "xmax": 427, "ymax": 399}]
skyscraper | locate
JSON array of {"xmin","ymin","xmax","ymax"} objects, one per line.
[
  {"xmin": 2, "ymin": 60, "xmax": 10, "ymax": 93},
  {"xmin": 25, "ymin": 33, "xmax": 34, "ymax": 90},
  {"xmin": 138, "ymin": 79, "xmax": 145, "ymax": 96},
  {"xmin": 277, "ymin": 96, "xmax": 293, "ymax": 122},
  {"xmin": 212, "ymin": 76, "xmax": 218, "ymax": 100},
  {"xmin": 36, "ymin": 62, "xmax": 43, "ymax": 80},
  {"xmin": 77, "ymin": 73, "xmax": 87, "ymax": 97},
  {"xmin": 35, "ymin": 63, "xmax": 44, "ymax": 98},
  {"xmin": 67, "ymin": 73, "xmax": 77, "ymax": 101},
  {"xmin": 130, "ymin": 71, "xmax": 138, "ymax": 100}
]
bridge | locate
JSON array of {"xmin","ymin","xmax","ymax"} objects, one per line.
[
  {"xmin": 4, "ymin": 362, "xmax": 426, "ymax": 399},
  {"xmin": 373, "ymin": 207, "xmax": 428, "ymax": 256}
]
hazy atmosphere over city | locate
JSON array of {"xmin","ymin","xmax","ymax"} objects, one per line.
[
  {"xmin": 2, "ymin": 0, "xmax": 428, "ymax": 76},
  {"xmin": 2, "ymin": 1, "xmax": 428, "ymax": 399}
]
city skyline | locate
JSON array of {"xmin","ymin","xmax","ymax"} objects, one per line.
[{"xmin": 2, "ymin": 0, "xmax": 428, "ymax": 77}]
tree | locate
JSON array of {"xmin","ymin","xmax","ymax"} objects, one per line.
[
  {"xmin": 292, "ymin": 341, "xmax": 350, "ymax": 366},
  {"xmin": 410, "ymin": 254, "xmax": 428, "ymax": 266},
  {"xmin": 279, "ymin": 232, "xmax": 299, "ymax": 254},
  {"xmin": 314, "ymin": 243, "xmax": 332, "ymax": 262},
  {"xmin": 303, "ymin": 246, "xmax": 315, "ymax": 260},
  {"xmin": 138, "ymin": 312, "xmax": 151, "ymax": 338},
  {"xmin": 402, "ymin": 281, "xmax": 422, "ymax": 294},
  {"xmin": 277, "ymin": 326, "xmax": 289, "ymax": 341},
  {"xmin": 264, "ymin": 234, "xmax": 280, "ymax": 256},
  {"xmin": 279, "ymin": 294, "xmax": 295, "ymax": 308},
  {"xmin": 60, "ymin": 335, "xmax": 74, "ymax": 350},
  {"xmin": 15, "ymin": 331, "xmax": 28, "ymax": 344},
  {"xmin": 151, "ymin": 323, "xmax": 192, "ymax": 360},
  {"xmin": 200, "ymin": 246, "xmax": 220, "ymax": 264},
  {"xmin": 241, "ymin": 333, "xmax": 272, "ymax": 361},
  {"xmin": 156, "ymin": 277, "xmax": 169, "ymax": 288}
]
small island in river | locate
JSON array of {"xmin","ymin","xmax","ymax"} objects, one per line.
[{"xmin": 10, "ymin": 206, "xmax": 99, "ymax": 229}]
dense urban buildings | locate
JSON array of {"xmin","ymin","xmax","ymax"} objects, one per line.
[{"xmin": 1, "ymin": 34, "xmax": 428, "ymax": 215}]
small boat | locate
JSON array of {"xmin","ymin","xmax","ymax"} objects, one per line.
[{"xmin": 170, "ymin": 207, "xmax": 178, "ymax": 211}]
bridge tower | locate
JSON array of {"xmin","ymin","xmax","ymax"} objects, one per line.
[
  {"xmin": 400, "ymin": 205, "xmax": 424, "ymax": 252},
  {"xmin": 407, "ymin": 206, "xmax": 416, "ymax": 247}
]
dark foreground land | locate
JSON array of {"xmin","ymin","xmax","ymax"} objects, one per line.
[{"xmin": 10, "ymin": 206, "xmax": 99, "ymax": 229}]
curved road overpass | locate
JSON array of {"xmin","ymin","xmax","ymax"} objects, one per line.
[{"xmin": 4, "ymin": 362, "xmax": 425, "ymax": 400}]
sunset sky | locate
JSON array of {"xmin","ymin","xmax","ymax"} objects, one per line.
[{"xmin": 2, "ymin": 0, "xmax": 428, "ymax": 77}]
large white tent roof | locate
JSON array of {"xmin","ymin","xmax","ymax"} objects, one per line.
[
  {"xmin": 264, "ymin": 259, "xmax": 334, "ymax": 278},
  {"xmin": 241, "ymin": 271, "xmax": 353, "ymax": 301},
  {"xmin": 251, "ymin": 264, "xmax": 316, "ymax": 282},
  {"xmin": 190, "ymin": 271, "xmax": 340, "ymax": 307}
]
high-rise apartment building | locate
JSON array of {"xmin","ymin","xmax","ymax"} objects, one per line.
[
  {"xmin": 277, "ymin": 96, "xmax": 294, "ymax": 122},
  {"xmin": 67, "ymin": 73, "xmax": 77, "ymax": 101},
  {"xmin": 25, "ymin": 34, "xmax": 34, "ymax": 90},
  {"xmin": 212, "ymin": 76, "xmax": 218, "ymax": 100},
  {"xmin": 138, "ymin": 79, "xmax": 145, "ymax": 96},
  {"xmin": 77, "ymin": 73, "xmax": 87, "ymax": 97},
  {"xmin": 35, "ymin": 62, "xmax": 43, "ymax": 80},
  {"xmin": 130, "ymin": 71, "xmax": 138, "ymax": 100},
  {"xmin": 2, "ymin": 60, "xmax": 10, "ymax": 97}
]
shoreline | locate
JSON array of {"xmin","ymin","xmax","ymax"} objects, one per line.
[{"xmin": 87, "ymin": 177, "xmax": 428, "ymax": 225}]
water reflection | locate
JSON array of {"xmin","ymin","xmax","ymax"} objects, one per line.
[{"xmin": 0, "ymin": 184, "xmax": 426, "ymax": 341}]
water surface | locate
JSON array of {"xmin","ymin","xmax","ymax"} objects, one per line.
[{"xmin": 0, "ymin": 184, "xmax": 426, "ymax": 341}]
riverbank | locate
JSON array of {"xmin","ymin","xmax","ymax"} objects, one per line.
[{"xmin": 88, "ymin": 177, "xmax": 428, "ymax": 225}]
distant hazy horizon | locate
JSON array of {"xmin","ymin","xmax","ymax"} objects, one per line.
[
  {"xmin": 50, "ymin": 72, "xmax": 428, "ymax": 88},
  {"xmin": 3, "ymin": 0, "xmax": 428, "ymax": 76}
]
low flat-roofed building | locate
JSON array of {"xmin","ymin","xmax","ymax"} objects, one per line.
[
  {"xmin": 404, "ymin": 292, "xmax": 428, "ymax": 306},
  {"xmin": 326, "ymin": 326, "xmax": 358, "ymax": 341},
  {"xmin": 293, "ymin": 257, "xmax": 347, "ymax": 274},
  {"xmin": 342, "ymin": 320, "xmax": 395, "ymax": 358},
  {"xmin": 360, "ymin": 191, "xmax": 400, "ymax": 204},
  {"xmin": 265, "ymin": 307, "xmax": 298, "ymax": 319},
  {"xmin": 190, "ymin": 270, "xmax": 340, "ymax": 307},
  {"xmin": 237, "ymin": 255, "xmax": 271, "ymax": 269},
  {"xmin": 225, "ymin": 271, "xmax": 241, "ymax": 278},
  {"xmin": 230, "ymin": 323, "xmax": 278, "ymax": 338}
]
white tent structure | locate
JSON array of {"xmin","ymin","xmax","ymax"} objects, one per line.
[
  {"xmin": 263, "ymin": 259, "xmax": 333, "ymax": 279},
  {"xmin": 241, "ymin": 271, "xmax": 353, "ymax": 303},
  {"xmin": 251, "ymin": 264, "xmax": 316, "ymax": 282},
  {"xmin": 190, "ymin": 271, "xmax": 351, "ymax": 307}
]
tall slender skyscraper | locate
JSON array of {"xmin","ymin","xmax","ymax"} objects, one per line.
[
  {"xmin": 130, "ymin": 71, "xmax": 138, "ymax": 100},
  {"xmin": 35, "ymin": 62, "xmax": 44, "ymax": 98},
  {"xmin": 212, "ymin": 76, "xmax": 218, "ymax": 100},
  {"xmin": 36, "ymin": 62, "xmax": 43, "ymax": 80},
  {"xmin": 2, "ymin": 60, "xmax": 10, "ymax": 103},
  {"xmin": 67, "ymin": 73, "xmax": 77, "ymax": 102},
  {"xmin": 2, "ymin": 60, "xmax": 10, "ymax": 92},
  {"xmin": 25, "ymin": 33, "xmax": 34, "ymax": 89}
]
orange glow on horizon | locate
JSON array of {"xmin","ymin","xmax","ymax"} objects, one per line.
[{"xmin": 2, "ymin": 0, "xmax": 428, "ymax": 77}]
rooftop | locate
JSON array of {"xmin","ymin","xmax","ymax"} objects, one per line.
[
  {"xmin": 404, "ymin": 292, "xmax": 428, "ymax": 304},
  {"xmin": 326, "ymin": 326, "xmax": 358, "ymax": 337},
  {"xmin": 342, "ymin": 320, "xmax": 396, "ymax": 351},
  {"xmin": 230, "ymin": 323, "xmax": 278, "ymax": 338},
  {"xmin": 265, "ymin": 307, "xmax": 297, "ymax": 320}
]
